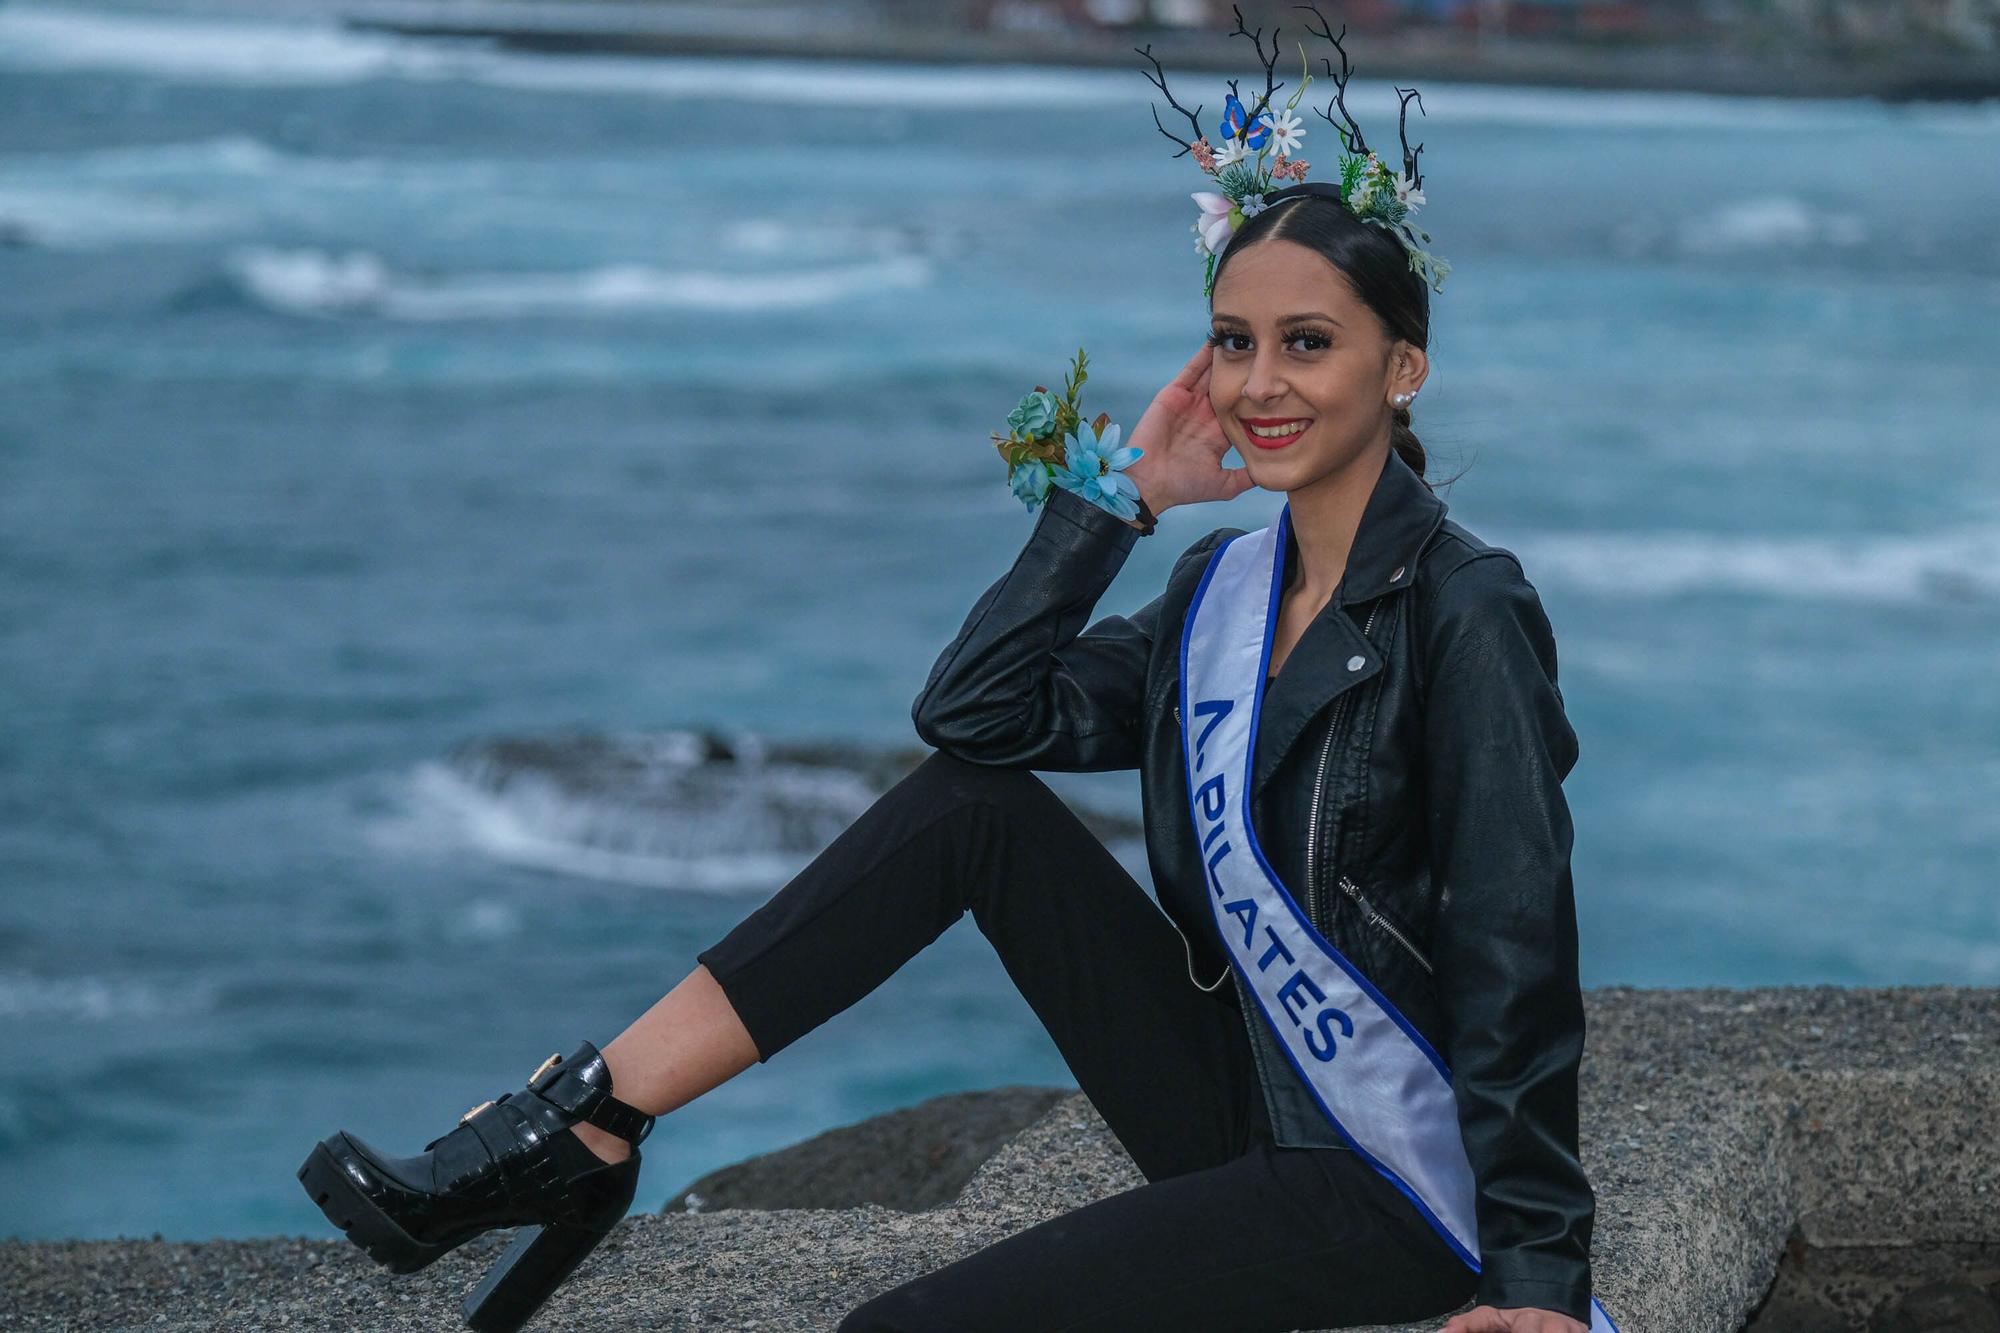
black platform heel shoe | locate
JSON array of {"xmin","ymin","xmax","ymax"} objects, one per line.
[{"xmin": 296, "ymin": 1040, "xmax": 656, "ymax": 1333}]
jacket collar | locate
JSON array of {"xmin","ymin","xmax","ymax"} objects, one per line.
[
  {"xmin": 1251, "ymin": 447, "xmax": 1448, "ymax": 800},
  {"xmin": 1298, "ymin": 445, "xmax": 1448, "ymax": 610}
]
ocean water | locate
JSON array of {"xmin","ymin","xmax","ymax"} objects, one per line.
[{"xmin": 2, "ymin": 0, "xmax": 1997, "ymax": 1243}]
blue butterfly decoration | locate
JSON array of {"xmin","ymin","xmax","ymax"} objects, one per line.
[{"xmin": 1218, "ymin": 92, "xmax": 1271, "ymax": 150}]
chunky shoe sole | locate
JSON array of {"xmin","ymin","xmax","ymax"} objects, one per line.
[
  {"xmin": 298, "ymin": 1133, "xmax": 459, "ymax": 1275},
  {"xmin": 300, "ymin": 1132, "xmax": 630, "ymax": 1330},
  {"xmin": 296, "ymin": 1042, "xmax": 654, "ymax": 1332}
]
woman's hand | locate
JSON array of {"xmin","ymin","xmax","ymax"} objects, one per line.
[
  {"xmin": 1122, "ymin": 342, "xmax": 1254, "ymax": 516},
  {"xmin": 1442, "ymin": 1305, "xmax": 1589, "ymax": 1333}
]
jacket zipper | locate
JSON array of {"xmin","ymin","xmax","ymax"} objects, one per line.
[
  {"xmin": 1312, "ymin": 599, "xmax": 1430, "ymax": 976},
  {"xmin": 1305, "ymin": 598, "xmax": 1382, "ymax": 934},
  {"xmin": 1336, "ymin": 873, "xmax": 1434, "ymax": 974}
]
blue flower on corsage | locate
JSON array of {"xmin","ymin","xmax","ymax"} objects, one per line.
[
  {"xmin": 1052, "ymin": 419, "xmax": 1143, "ymax": 523},
  {"xmin": 1007, "ymin": 389, "xmax": 1061, "ymax": 439},
  {"xmin": 1009, "ymin": 457, "xmax": 1053, "ymax": 510},
  {"xmin": 992, "ymin": 348, "xmax": 1138, "ymax": 520}
]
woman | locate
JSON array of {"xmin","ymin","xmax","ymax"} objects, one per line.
[{"xmin": 298, "ymin": 187, "xmax": 1600, "ymax": 1333}]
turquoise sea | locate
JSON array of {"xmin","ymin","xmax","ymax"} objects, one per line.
[{"xmin": 2, "ymin": 1, "xmax": 1997, "ymax": 1242}]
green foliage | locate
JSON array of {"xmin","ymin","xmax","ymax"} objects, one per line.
[
  {"xmin": 1215, "ymin": 161, "xmax": 1263, "ymax": 200},
  {"xmin": 1338, "ymin": 153, "xmax": 1366, "ymax": 198}
]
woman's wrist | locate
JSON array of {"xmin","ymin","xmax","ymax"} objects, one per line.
[{"xmin": 1120, "ymin": 464, "xmax": 1168, "ymax": 533}]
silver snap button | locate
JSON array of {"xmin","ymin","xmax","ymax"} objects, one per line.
[
  {"xmin": 1390, "ymin": 565, "xmax": 1405, "ymax": 581},
  {"xmin": 1346, "ymin": 654, "xmax": 1366, "ymax": 671}
]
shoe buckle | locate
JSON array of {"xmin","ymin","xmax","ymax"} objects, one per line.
[
  {"xmin": 528, "ymin": 1051, "xmax": 563, "ymax": 1088},
  {"xmin": 460, "ymin": 1099, "xmax": 494, "ymax": 1124}
]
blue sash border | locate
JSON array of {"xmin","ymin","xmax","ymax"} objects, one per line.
[{"xmin": 1176, "ymin": 503, "xmax": 1623, "ymax": 1330}]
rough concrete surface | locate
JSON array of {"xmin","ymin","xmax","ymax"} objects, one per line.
[
  {"xmin": 4, "ymin": 984, "xmax": 1994, "ymax": 1332},
  {"xmin": 660, "ymin": 1084, "xmax": 1071, "ymax": 1215}
]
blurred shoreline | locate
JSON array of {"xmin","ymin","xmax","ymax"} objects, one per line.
[{"xmin": 323, "ymin": 0, "xmax": 2000, "ymax": 102}]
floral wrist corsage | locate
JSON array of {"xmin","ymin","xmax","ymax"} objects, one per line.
[{"xmin": 991, "ymin": 347, "xmax": 1149, "ymax": 529}]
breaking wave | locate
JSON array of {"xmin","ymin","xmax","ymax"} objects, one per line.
[{"xmin": 222, "ymin": 244, "xmax": 932, "ymax": 318}]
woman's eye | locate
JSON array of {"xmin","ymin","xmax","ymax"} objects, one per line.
[{"xmin": 1208, "ymin": 331, "xmax": 1328, "ymax": 353}]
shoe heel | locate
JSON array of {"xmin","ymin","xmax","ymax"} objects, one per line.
[{"xmin": 460, "ymin": 1220, "xmax": 612, "ymax": 1333}]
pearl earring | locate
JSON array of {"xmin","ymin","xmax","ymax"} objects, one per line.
[{"xmin": 1391, "ymin": 391, "xmax": 1416, "ymax": 407}]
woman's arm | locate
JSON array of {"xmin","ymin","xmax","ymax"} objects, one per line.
[
  {"xmin": 1422, "ymin": 550, "xmax": 1596, "ymax": 1324},
  {"xmin": 911, "ymin": 485, "xmax": 1225, "ymax": 772}
]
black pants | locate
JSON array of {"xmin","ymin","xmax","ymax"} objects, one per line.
[{"xmin": 696, "ymin": 750, "xmax": 1476, "ymax": 1332}]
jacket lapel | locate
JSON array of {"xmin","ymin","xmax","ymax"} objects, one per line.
[{"xmin": 1250, "ymin": 448, "xmax": 1449, "ymax": 801}]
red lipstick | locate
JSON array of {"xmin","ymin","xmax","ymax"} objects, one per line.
[{"xmin": 1240, "ymin": 416, "xmax": 1312, "ymax": 450}]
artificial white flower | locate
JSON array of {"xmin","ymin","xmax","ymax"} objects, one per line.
[
  {"xmin": 1264, "ymin": 107, "xmax": 1305, "ymax": 156},
  {"xmin": 1347, "ymin": 178, "xmax": 1373, "ymax": 213},
  {"xmin": 1191, "ymin": 191, "xmax": 1235, "ymax": 255},
  {"xmin": 1393, "ymin": 173, "xmax": 1426, "ymax": 208},
  {"xmin": 1212, "ymin": 136, "xmax": 1249, "ymax": 167},
  {"xmin": 1239, "ymin": 192, "xmax": 1269, "ymax": 219}
]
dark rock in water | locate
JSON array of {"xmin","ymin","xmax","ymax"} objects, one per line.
[
  {"xmin": 1872, "ymin": 1282, "xmax": 2000, "ymax": 1333},
  {"xmin": 661, "ymin": 1085, "xmax": 1071, "ymax": 1215},
  {"xmin": 441, "ymin": 729, "xmax": 929, "ymax": 868},
  {"xmin": 442, "ymin": 727, "xmax": 1146, "ymax": 868}
]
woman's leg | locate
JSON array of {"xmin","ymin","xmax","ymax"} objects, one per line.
[
  {"xmin": 683, "ymin": 748, "xmax": 1259, "ymax": 1182},
  {"xmin": 836, "ymin": 1130, "xmax": 1477, "ymax": 1332},
  {"xmin": 803, "ymin": 754, "xmax": 1477, "ymax": 1330},
  {"xmin": 568, "ymin": 963, "xmax": 761, "ymax": 1164},
  {"xmin": 586, "ymin": 747, "xmax": 1473, "ymax": 1327}
]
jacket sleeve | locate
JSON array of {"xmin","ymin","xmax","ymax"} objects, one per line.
[
  {"xmin": 911, "ymin": 485, "xmax": 1225, "ymax": 772},
  {"xmin": 1421, "ymin": 551, "xmax": 1596, "ymax": 1323}
]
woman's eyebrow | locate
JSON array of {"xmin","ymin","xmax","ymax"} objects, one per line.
[{"xmin": 1209, "ymin": 312, "xmax": 1343, "ymax": 328}]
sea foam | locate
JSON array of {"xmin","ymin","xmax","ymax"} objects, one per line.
[{"xmin": 222, "ymin": 244, "xmax": 932, "ymax": 318}]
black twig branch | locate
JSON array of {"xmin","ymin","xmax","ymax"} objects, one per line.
[
  {"xmin": 1293, "ymin": 3, "xmax": 1369, "ymax": 159},
  {"xmin": 1226, "ymin": 4, "xmax": 1286, "ymax": 131},
  {"xmin": 1134, "ymin": 43, "xmax": 1207, "ymax": 157},
  {"xmin": 1394, "ymin": 86, "xmax": 1427, "ymax": 189}
]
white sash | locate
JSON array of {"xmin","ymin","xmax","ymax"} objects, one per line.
[{"xmin": 1178, "ymin": 506, "xmax": 1619, "ymax": 1333}]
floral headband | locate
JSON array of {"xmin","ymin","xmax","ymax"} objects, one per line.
[
  {"xmin": 1137, "ymin": 4, "xmax": 1452, "ymax": 297},
  {"xmin": 986, "ymin": 8, "xmax": 1451, "ymax": 535}
]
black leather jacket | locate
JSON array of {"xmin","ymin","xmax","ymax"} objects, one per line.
[{"xmin": 910, "ymin": 447, "xmax": 1597, "ymax": 1322}]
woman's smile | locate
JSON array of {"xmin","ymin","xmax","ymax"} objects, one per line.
[{"xmin": 1241, "ymin": 416, "xmax": 1313, "ymax": 449}]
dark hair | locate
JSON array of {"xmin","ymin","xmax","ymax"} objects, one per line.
[{"xmin": 1208, "ymin": 182, "xmax": 1454, "ymax": 489}]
